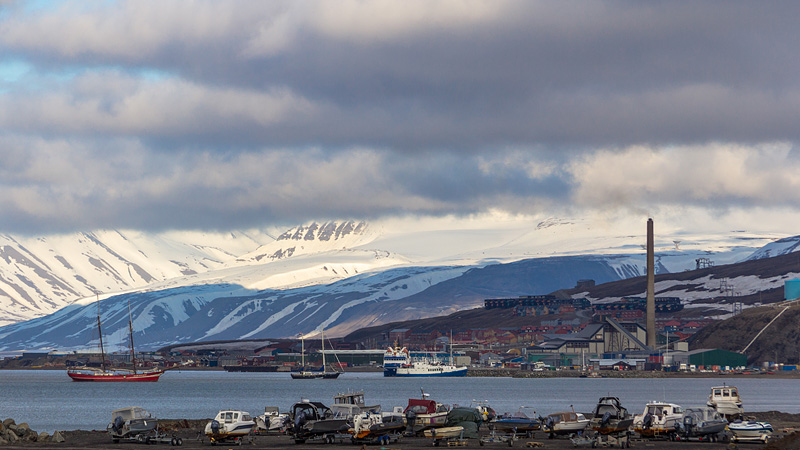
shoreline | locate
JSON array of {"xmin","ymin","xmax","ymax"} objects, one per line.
[
  {"xmin": 4, "ymin": 365, "xmax": 800, "ymax": 379},
  {"xmin": 4, "ymin": 412, "xmax": 798, "ymax": 450}
]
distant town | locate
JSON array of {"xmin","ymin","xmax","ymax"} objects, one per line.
[{"xmin": 6, "ymin": 281, "xmax": 797, "ymax": 376}]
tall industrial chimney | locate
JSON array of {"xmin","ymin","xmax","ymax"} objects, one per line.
[{"xmin": 646, "ymin": 218, "xmax": 656, "ymax": 348}]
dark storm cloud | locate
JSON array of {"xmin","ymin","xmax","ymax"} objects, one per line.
[
  {"xmin": 1, "ymin": 1, "xmax": 800, "ymax": 233},
  {"xmin": 3, "ymin": 1, "xmax": 800, "ymax": 149}
]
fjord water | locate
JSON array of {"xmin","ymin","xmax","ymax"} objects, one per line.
[{"xmin": 1, "ymin": 370, "xmax": 797, "ymax": 433}]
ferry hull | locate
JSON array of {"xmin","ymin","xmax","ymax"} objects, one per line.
[{"xmin": 393, "ymin": 368, "xmax": 468, "ymax": 377}]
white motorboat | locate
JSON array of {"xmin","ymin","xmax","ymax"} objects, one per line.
[
  {"xmin": 679, "ymin": 407, "xmax": 727, "ymax": 440},
  {"xmin": 107, "ymin": 406, "xmax": 158, "ymax": 442},
  {"xmin": 330, "ymin": 390, "xmax": 381, "ymax": 419},
  {"xmin": 404, "ymin": 394, "xmax": 450, "ymax": 433},
  {"xmin": 632, "ymin": 401, "xmax": 683, "ymax": 437},
  {"xmin": 204, "ymin": 410, "xmax": 255, "ymax": 444},
  {"xmin": 542, "ymin": 410, "xmax": 589, "ymax": 436},
  {"xmin": 254, "ymin": 406, "xmax": 287, "ymax": 434},
  {"xmin": 423, "ymin": 426, "xmax": 464, "ymax": 439},
  {"xmin": 351, "ymin": 411, "xmax": 406, "ymax": 440},
  {"xmin": 728, "ymin": 420, "xmax": 773, "ymax": 443},
  {"xmin": 706, "ymin": 385, "xmax": 743, "ymax": 419}
]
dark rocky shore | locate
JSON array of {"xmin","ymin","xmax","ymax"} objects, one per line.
[{"xmin": 2, "ymin": 414, "xmax": 799, "ymax": 450}]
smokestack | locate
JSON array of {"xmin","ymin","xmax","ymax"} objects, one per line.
[{"xmin": 646, "ymin": 218, "xmax": 656, "ymax": 348}]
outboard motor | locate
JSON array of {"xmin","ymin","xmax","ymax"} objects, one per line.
[
  {"xmin": 210, "ymin": 420, "xmax": 221, "ymax": 434},
  {"xmin": 544, "ymin": 416, "xmax": 555, "ymax": 432},
  {"xmin": 642, "ymin": 413, "xmax": 653, "ymax": 430},
  {"xmin": 682, "ymin": 415, "xmax": 694, "ymax": 437},
  {"xmin": 405, "ymin": 410, "xmax": 416, "ymax": 432},
  {"xmin": 600, "ymin": 412, "xmax": 612, "ymax": 427},
  {"xmin": 112, "ymin": 415, "xmax": 125, "ymax": 434},
  {"xmin": 294, "ymin": 410, "xmax": 308, "ymax": 434}
]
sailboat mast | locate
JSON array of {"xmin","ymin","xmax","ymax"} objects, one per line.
[
  {"xmin": 300, "ymin": 335, "xmax": 305, "ymax": 369},
  {"xmin": 96, "ymin": 295, "xmax": 106, "ymax": 372},
  {"xmin": 449, "ymin": 330, "xmax": 454, "ymax": 365},
  {"xmin": 321, "ymin": 328, "xmax": 326, "ymax": 370},
  {"xmin": 128, "ymin": 300, "xmax": 137, "ymax": 374}
]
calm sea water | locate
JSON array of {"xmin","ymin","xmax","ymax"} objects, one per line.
[{"xmin": 0, "ymin": 370, "xmax": 796, "ymax": 433}]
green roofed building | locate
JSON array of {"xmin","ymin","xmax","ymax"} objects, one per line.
[{"xmin": 673, "ymin": 349, "xmax": 747, "ymax": 368}]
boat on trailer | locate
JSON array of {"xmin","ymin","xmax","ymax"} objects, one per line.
[
  {"xmin": 542, "ymin": 410, "xmax": 589, "ymax": 436},
  {"xmin": 204, "ymin": 410, "xmax": 255, "ymax": 445},
  {"xmin": 679, "ymin": 407, "xmax": 727, "ymax": 441},
  {"xmin": 403, "ymin": 392, "xmax": 449, "ymax": 433},
  {"xmin": 632, "ymin": 401, "xmax": 683, "ymax": 438},
  {"xmin": 706, "ymin": 385, "xmax": 743, "ymax": 419},
  {"xmin": 107, "ymin": 406, "xmax": 158, "ymax": 443},
  {"xmin": 728, "ymin": 420, "xmax": 773, "ymax": 443}
]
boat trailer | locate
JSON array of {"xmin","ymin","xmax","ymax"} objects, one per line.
[
  {"xmin": 116, "ymin": 430, "xmax": 184, "ymax": 446},
  {"xmin": 570, "ymin": 431, "xmax": 631, "ymax": 448},
  {"xmin": 479, "ymin": 430, "xmax": 517, "ymax": 447}
]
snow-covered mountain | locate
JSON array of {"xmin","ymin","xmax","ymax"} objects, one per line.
[
  {"xmin": 0, "ymin": 215, "xmax": 797, "ymax": 351},
  {"xmin": 745, "ymin": 235, "xmax": 800, "ymax": 260},
  {"xmin": 0, "ymin": 229, "xmax": 277, "ymax": 326}
]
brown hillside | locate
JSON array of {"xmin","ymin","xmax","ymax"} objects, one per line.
[{"xmin": 690, "ymin": 302, "xmax": 800, "ymax": 365}]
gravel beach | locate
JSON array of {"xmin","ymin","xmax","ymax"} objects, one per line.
[{"xmin": 3, "ymin": 412, "xmax": 799, "ymax": 450}]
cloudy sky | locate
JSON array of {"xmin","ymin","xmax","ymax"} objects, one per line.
[{"xmin": 1, "ymin": 0, "xmax": 800, "ymax": 235}]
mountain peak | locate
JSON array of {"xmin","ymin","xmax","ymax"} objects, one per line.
[
  {"xmin": 238, "ymin": 221, "xmax": 374, "ymax": 263},
  {"xmin": 277, "ymin": 221, "xmax": 368, "ymax": 242}
]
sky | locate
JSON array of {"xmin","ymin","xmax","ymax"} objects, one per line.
[{"xmin": 2, "ymin": 0, "xmax": 800, "ymax": 235}]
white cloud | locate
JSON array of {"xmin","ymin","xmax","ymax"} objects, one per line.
[
  {"xmin": 0, "ymin": 71, "xmax": 318, "ymax": 136},
  {"xmin": 569, "ymin": 143, "xmax": 800, "ymax": 208}
]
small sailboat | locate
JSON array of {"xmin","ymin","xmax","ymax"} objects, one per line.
[
  {"xmin": 67, "ymin": 297, "xmax": 164, "ymax": 382},
  {"xmin": 291, "ymin": 328, "xmax": 342, "ymax": 379}
]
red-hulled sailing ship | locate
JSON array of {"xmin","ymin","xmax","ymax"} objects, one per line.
[{"xmin": 67, "ymin": 297, "xmax": 164, "ymax": 382}]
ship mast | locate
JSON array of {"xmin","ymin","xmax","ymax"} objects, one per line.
[
  {"xmin": 96, "ymin": 294, "xmax": 106, "ymax": 372},
  {"xmin": 128, "ymin": 300, "xmax": 137, "ymax": 374},
  {"xmin": 321, "ymin": 328, "xmax": 326, "ymax": 371}
]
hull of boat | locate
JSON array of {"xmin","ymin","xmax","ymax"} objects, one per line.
[
  {"xmin": 68, "ymin": 370, "xmax": 163, "ymax": 382},
  {"xmin": 493, "ymin": 419, "xmax": 540, "ymax": 433},
  {"xmin": 290, "ymin": 371, "xmax": 341, "ymax": 379},
  {"xmin": 551, "ymin": 421, "xmax": 589, "ymax": 434},
  {"xmin": 423, "ymin": 426, "xmax": 464, "ymax": 439},
  {"xmin": 304, "ymin": 419, "xmax": 350, "ymax": 435},
  {"xmin": 592, "ymin": 418, "xmax": 633, "ymax": 435},
  {"xmin": 707, "ymin": 401, "xmax": 743, "ymax": 417},
  {"xmin": 688, "ymin": 422, "xmax": 727, "ymax": 437},
  {"xmin": 728, "ymin": 421, "xmax": 773, "ymax": 438},
  {"xmin": 393, "ymin": 367, "xmax": 467, "ymax": 377},
  {"xmin": 410, "ymin": 412, "xmax": 448, "ymax": 431}
]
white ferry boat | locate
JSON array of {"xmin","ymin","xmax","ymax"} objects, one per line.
[
  {"xmin": 383, "ymin": 346, "xmax": 411, "ymax": 376},
  {"xmin": 393, "ymin": 359, "xmax": 467, "ymax": 377}
]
